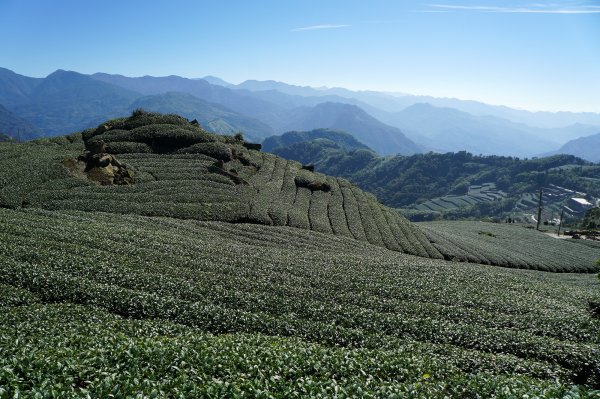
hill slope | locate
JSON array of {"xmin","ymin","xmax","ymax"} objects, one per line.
[
  {"xmin": 266, "ymin": 139, "xmax": 600, "ymax": 220},
  {"xmin": 419, "ymin": 221, "xmax": 599, "ymax": 272},
  {"xmin": 1, "ymin": 207, "xmax": 599, "ymax": 395},
  {"xmin": 550, "ymin": 133, "xmax": 600, "ymax": 163},
  {"xmin": 262, "ymin": 128, "xmax": 370, "ymax": 152},
  {"xmin": 0, "ymin": 110, "xmax": 440, "ymax": 259},
  {"xmin": 1, "ymin": 111, "xmax": 600, "ymax": 396},
  {"xmin": 2, "ymin": 112, "xmax": 597, "ymax": 272},
  {"xmin": 278, "ymin": 102, "xmax": 421, "ymax": 155},
  {"xmin": 128, "ymin": 92, "xmax": 275, "ymax": 142},
  {"xmin": 0, "ymin": 103, "xmax": 40, "ymax": 140}
]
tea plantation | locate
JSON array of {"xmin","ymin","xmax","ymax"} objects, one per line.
[
  {"xmin": 414, "ymin": 183, "xmax": 507, "ymax": 212},
  {"xmin": 0, "ymin": 111, "xmax": 440, "ymax": 259},
  {"xmin": 418, "ymin": 221, "xmax": 600, "ymax": 272},
  {"xmin": 1, "ymin": 111, "xmax": 599, "ymax": 397},
  {"xmin": 1, "ymin": 208, "xmax": 600, "ymax": 397}
]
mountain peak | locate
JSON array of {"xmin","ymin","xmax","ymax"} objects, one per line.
[{"xmin": 200, "ymin": 75, "xmax": 232, "ymax": 87}]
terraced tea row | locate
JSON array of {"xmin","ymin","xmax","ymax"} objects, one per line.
[
  {"xmin": 1, "ymin": 208, "xmax": 599, "ymax": 392},
  {"xmin": 245, "ymin": 152, "xmax": 441, "ymax": 258},
  {"xmin": 4, "ymin": 304, "xmax": 597, "ymax": 398},
  {"xmin": 414, "ymin": 183, "xmax": 507, "ymax": 212},
  {"xmin": 418, "ymin": 221, "xmax": 600, "ymax": 272},
  {"xmin": 0, "ymin": 111, "xmax": 442, "ymax": 258}
]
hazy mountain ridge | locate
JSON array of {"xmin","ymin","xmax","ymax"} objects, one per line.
[
  {"xmin": 0, "ymin": 69, "xmax": 276, "ymax": 140},
  {"xmin": 91, "ymin": 73, "xmax": 284, "ymax": 121},
  {"xmin": 276, "ymin": 102, "xmax": 420, "ymax": 155},
  {"xmin": 0, "ymin": 104, "xmax": 40, "ymax": 140},
  {"xmin": 92, "ymin": 72, "xmax": 600, "ymax": 155},
  {"xmin": 372, "ymin": 103, "xmax": 560, "ymax": 157},
  {"xmin": 1, "ymin": 68, "xmax": 599, "ymax": 160},
  {"xmin": 548, "ymin": 133, "xmax": 600, "ymax": 163},
  {"xmin": 128, "ymin": 92, "xmax": 275, "ymax": 142},
  {"xmin": 0, "ymin": 67, "xmax": 43, "ymax": 106},
  {"xmin": 227, "ymin": 77, "xmax": 600, "ymax": 128},
  {"xmin": 12, "ymin": 70, "xmax": 141, "ymax": 135},
  {"xmin": 222, "ymin": 77, "xmax": 600, "ymax": 157},
  {"xmin": 94, "ymin": 73, "xmax": 416, "ymax": 154},
  {"xmin": 373, "ymin": 103, "xmax": 600, "ymax": 150}
]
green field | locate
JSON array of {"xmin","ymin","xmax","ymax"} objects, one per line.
[
  {"xmin": 1, "ymin": 208, "xmax": 599, "ymax": 397},
  {"xmin": 1, "ymin": 112, "xmax": 599, "ymax": 397}
]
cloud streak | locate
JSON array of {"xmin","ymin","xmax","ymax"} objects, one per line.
[
  {"xmin": 292, "ymin": 24, "xmax": 351, "ymax": 32},
  {"xmin": 426, "ymin": 3, "xmax": 600, "ymax": 13}
]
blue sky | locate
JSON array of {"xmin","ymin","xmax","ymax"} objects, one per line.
[{"xmin": 0, "ymin": 0, "xmax": 599, "ymax": 112}]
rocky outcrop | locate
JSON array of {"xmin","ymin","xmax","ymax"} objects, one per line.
[{"xmin": 64, "ymin": 146, "xmax": 134, "ymax": 186}]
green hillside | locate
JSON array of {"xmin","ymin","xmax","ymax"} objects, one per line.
[
  {"xmin": 581, "ymin": 207, "xmax": 600, "ymax": 229},
  {"xmin": 2, "ymin": 110, "xmax": 597, "ymax": 272},
  {"xmin": 418, "ymin": 221, "xmax": 599, "ymax": 272},
  {"xmin": 1, "ymin": 111, "xmax": 599, "ymax": 396},
  {"xmin": 262, "ymin": 128, "xmax": 370, "ymax": 152},
  {"xmin": 263, "ymin": 138, "xmax": 600, "ymax": 222},
  {"xmin": 1, "ymin": 208, "xmax": 599, "ymax": 396},
  {"xmin": 0, "ymin": 110, "xmax": 441, "ymax": 259}
]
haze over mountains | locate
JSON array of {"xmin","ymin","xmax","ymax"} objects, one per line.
[
  {"xmin": 0, "ymin": 67, "xmax": 599, "ymax": 160},
  {"xmin": 548, "ymin": 133, "xmax": 600, "ymax": 163}
]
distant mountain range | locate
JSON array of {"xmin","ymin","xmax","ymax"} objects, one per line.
[
  {"xmin": 0, "ymin": 67, "xmax": 599, "ymax": 159},
  {"xmin": 370, "ymin": 103, "xmax": 562, "ymax": 157},
  {"xmin": 0, "ymin": 68, "xmax": 274, "ymax": 141},
  {"xmin": 273, "ymin": 102, "xmax": 420, "ymax": 155},
  {"xmin": 92, "ymin": 73, "xmax": 418, "ymax": 154},
  {"xmin": 210, "ymin": 76, "xmax": 600, "ymax": 128}
]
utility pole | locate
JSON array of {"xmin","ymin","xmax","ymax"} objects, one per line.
[
  {"xmin": 536, "ymin": 189, "xmax": 543, "ymax": 231},
  {"xmin": 557, "ymin": 207, "xmax": 564, "ymax": 237}
]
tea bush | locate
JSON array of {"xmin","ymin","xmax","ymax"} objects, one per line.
[
  {"xmin": 1, "ymin": 208, "xmax": 599, "ymax": 395},
  {"xmin": 420, "ymin": 221, "xmax": 600, "ymax": 272}
]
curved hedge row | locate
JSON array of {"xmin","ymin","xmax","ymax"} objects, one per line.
[
  {"xmin": 72, "ymin": 112, "xmax": 443, "ymax": 258},
  {"xmin": 419, "ymin": 221, "xmax": 600, "ymax": 273},
  {"xmin": 26, "ymin": 111, "xmax": 600, "ymax": 268},
  {"xmin": 1, "ymin": 208, "xmax": 599, "ymax": 393}
]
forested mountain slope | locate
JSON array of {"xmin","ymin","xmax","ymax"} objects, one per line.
[{"xmin": 263, "ymin": 136, "xmax": 600, "ymax": 218}]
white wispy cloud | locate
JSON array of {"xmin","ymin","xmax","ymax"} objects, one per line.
[
  {"xmin": 292, "ymin": 24, "xmax": 351, "ymax": 32},
  {"xmin": 426, "ymin": 3, "xmax": 600, "ymax": 13}
]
